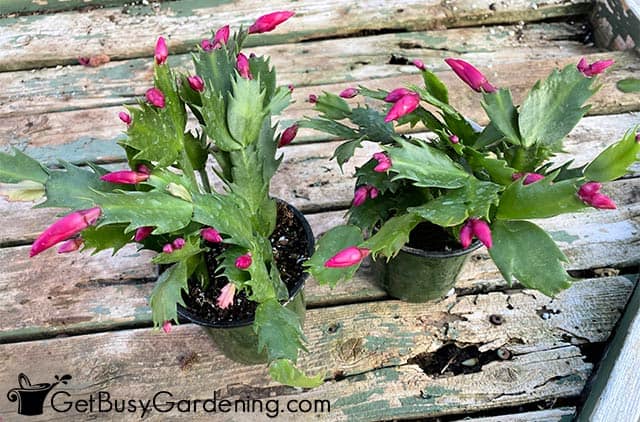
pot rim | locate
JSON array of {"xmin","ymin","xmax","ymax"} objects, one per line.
[
  {"xmin": 176, "ymin": 199, "xmax": 314, "ymax": 329},
  {"xmin": 399, "ymin": 238, "xmax": 482, "ymax": 258}
]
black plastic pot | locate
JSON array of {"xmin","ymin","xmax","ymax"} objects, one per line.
[
  {"xmin": 374, "ymin": 231, "xmax": 481, "ymax": 302},
  {"xmin": 177, "ymin": 200, "xmax": 314, "ymax": 365}
]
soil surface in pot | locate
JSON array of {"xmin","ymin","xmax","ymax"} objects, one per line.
[
  {"xmin": 407, "ymin": 221, "xmax": 464, "ymax": 252},
  {"xmin": 182, "ymin": 202, "xmax": 309, "ymax": 324}
]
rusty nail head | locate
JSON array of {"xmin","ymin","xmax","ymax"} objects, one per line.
[{"xmin": 489, "ymin": 314, "xmax": 504, "ymax": 325}]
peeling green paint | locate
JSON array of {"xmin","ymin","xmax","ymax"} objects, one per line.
[
  {"xmin": 335, "ymin": 387, "xmax": 384, "ymax": 408},
  {"xmin": 549, "ymin": 230, "xmax": 580, "ymax": 244}
]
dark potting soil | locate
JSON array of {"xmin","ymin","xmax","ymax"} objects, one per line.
[
  {"xmin": 407, "ymin": 221, "xmax": 464, "ymax": 252},
  {"xmin": 181, "ymin": 202, "xmax": 309, "ymax": 324}
]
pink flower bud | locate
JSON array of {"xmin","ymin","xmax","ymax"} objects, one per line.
[
  {"xmin": 471, "ymin": 219, "xmax": 493, "ymax": 249},
  {"xmin": 216, "ymin": 283, "xmax": 237, "ymax": 309},
  {"xmin": 278, "ymin": 125, "xmax": 298, "ymax": 147},
  {"xmin": 373, "ymin": 152, "xmax": 392, "ymax": 172},
  {"xmin": 162, "ymin": 244, "xmax": 174, "ymax": 254},
  {"xmin": 236, "ymin": 53, "xmax": 252, "ymax": 79},
  {"xmin": 187, "ymin": 75, "xmax": 205, "ymax": 92},
  {"xmin": 369, "ymin": 187, "xmax": 379, "ymax": 199},
  {"xmin": 288, "ymin": 84, "xmax": 294, "ymax": 93},
  {"xmin": 523, "ymin": 173, "xmax": 544, "ymax": 185},
  {"xmin": 308, "ymin": 94, "xmax": 317, "ymax": 103},
  {"xmin": 325, "ymin": 246, "xmax": 371, "ymax": 268},
  {"xmin": 412, "ymin": 59, "xmax": 426, "ymax": 71},
  {"xmin": 201, "ymin": 39, "xmax": 214, "ymax": 51},
  {"xmin": 172, "ymin": 238, "xmax": 185, "ymax": 250},
  {"xmin": 384, "ymin": 88, "xmax": 412, "ymax": 103},
  {"xmin": 384, "ymin": 93, "xmax": 420, "ymax": 123},
  {"xmin": 459, "ymin": 220, "xmax": 474, "ymax": 249},
  {"xmin": 235, "ymin": 253, "xmax": 252, "ymax": 270},
  {"xmin": 449, "ymin": 135, "xmax": 460, "ymax": 144},
  {"xmin": 339, "ymin": 87, "xmax": 359, "ymax": 98},
  {"xmin": 445, "ymin": 58, "xmax": 496, "ymax": 93},
  {"xmin": 214, "ymin": 25, "xmax": 230, "ymax": 46},
  {"xmin": 201, "ymin": 227, "xmax": 223, "ymax": 243},
  {"xmin": 145, "ymin": 87, "xmax": 165, "ymax": 108},
  {"xmin": 162, "ymin": 320, "xmax": 172, "ymax": 334},
  {"xmin": 248, "ymin": 11, "xmax": 295, "ymax": 34},
  {"xmin": 118, "ymin": 111, "xmax": 131, "ymax": 125},
  {"xmin": 136, "ymin": 164, "xmax": 151, "ymax": 175},
  {"xmin": 57, "ymin": 237, "xmax": 83, "ymax": 254},
  {"xmin": 636, "ymin": 133, "xmax": 640, "ymax": 143},
  {"xmin": 352, "ymin": 186, "xmax": 369, "ymax": 207},
  {"xmin": 155, "ymin": 36, "xmax": 168, "ymax": 65},
  {"xmin": 134, "ymin": 226, "xmax": 154, "ymax": 242},
  {"xmin": 100, "ymin": 170, "xmax": 149, "ymax": 184},
  {"xmin": 577, "ymin": 57, "xmax": 614, "ymax": 77},
  {"xmin": 30, "ymin": 207, "xmax": 101, "ymax": 257},
  {"xmin": 578, "ymin": 182, "xmax": 616, "ymax": 209}
]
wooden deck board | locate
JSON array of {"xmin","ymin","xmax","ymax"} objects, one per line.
[
  {"xmin": 0, "ymin": 0, "xmax": 591, "ymax": 72},
  {"xmin": 0, "ymin": 276, "xmax": 631, "ymax": 421},
  {"xmin": 0, "ymin": 177, "xmax": 637, "ymax": 342},
  {"xmin": 0, "ymin": 22, "xmax": 593, "ymax": 117}
]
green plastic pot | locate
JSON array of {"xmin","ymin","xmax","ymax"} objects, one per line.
[
  {"xmin": 176, "ymin": 200, "xmax": 313, "ymax": 365},
  {"xmin": 373, "ymin": 239, "xmax": 481, "ymax": 302}
]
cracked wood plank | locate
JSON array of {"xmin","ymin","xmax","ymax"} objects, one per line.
[
  {"xmin": 0, "ymin": 277, "xmax": 631, "ymax": 421},
  {"xmin": 0, "ymin": 0, "xmax": 591, "ymax": 71},
  {"xmin": 0, "ymin": 21, "xmax": 594, "ymax": 117},
  {"xmin": 454, "ymin": 407, "xmax": 576, "ymax": 421},
  {"xmin": 0, "ymin": 178, "xmax": 637, "ymax": 342},
  {"xmin": 0, "ymin": 0, "xmax": 132, "ymax": 16},
  {"xmin": 2, "ymin": 52, "xmax": 638, "ymax": 166}
]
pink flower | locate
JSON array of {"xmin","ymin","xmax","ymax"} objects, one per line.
[
  {"xmin": 235, "ymin": 253, "xmax": 252, "ymax": 270},
  {"xmin": 352, "ymin": 186, "xmax": 369, "ymax": 207},
  {"xmin": 412, "ymin": 59, "xmax": 426, "ymax": 71},
  {"xmin": 236, "ymin": 53, "xmax": 252, "ymax": 79},
  {"xmin": 325, "ymin": 246, "xmax": 371, "ymax": 268},
  {"xmin": 460, "ymin": 218, "xmax": 492, "ymax": 249},
  {"xmin": 187, "ymin": 75, "xmax": 205, "ymax": 92},
  {"xmin": 201, "ymin": 39, "xmax": 214, "ymax": 51},
  {"xmin": 145, "ymin": 88, "xmax": 165, "ymax": 108},
  {"xmin": 384, "ymin": 93, "xmax": 420, "ymax": 123},
  {"xmin": 216, "ymin": 283, "xmax": 237, "ymax": 309},
  {"xmin": 100, "ymin": 170, "xmax": 149, "ymax": 184},
  {"xmin": 248, "ymin": 11, "xmax": 295, "ymax": 34},
  {"xmin": 162, "ymin": 244, "xmax": 174, "ymax": 254},
  {"xmin": 134, "ymin": 226, "xmax": 154, "ymax": 242},
  {"xmin": 373, "ymin": 152, "xmax": 392, "ymax": 172},
  {"xmin": 214, "ymin": 25, "xmax": 230, "ymax": 46},
  {"xmin": 118, "ymin": 111, "xmax": 131, "ymax": 125},
  {"xmin": 384, "ymin": 88, "xmax": 412, "ymax": 103},
  {"xmin": 57, "ymin": 237, "xmax": 83, "ymax": 254},
  {"xmin": 578, "ymin": 182, "xmax": 616, "ymax": 209},
  {"xmin": 449, "ymin": 135, "xmax": 460, "ymax": 144},
  {"xmin": 172, "ymin": 238, "xmax": 185, "ymax": 250},
  {"xmin": 445, "ymin": 58, "xmax": 496, "ymax": 93},
  {"xmin": 30, "ymin": 208, "xmax": 101, "ymax": 257},
  {"xmin": 308, "ymin": 94, "xmax": 318, "ymax": 103},
  {"xmin": 201, "ymin": 227, "xmax": 223, "ymax": 243},
  {"xmin": 155, "ymin": 36, "xmax": 168, "ymax": 65},
  {"xmin": 162, "ymin": 321, "xmax": 172, "ymax": 334},
  {"xmin": 278, "ymin": 125, "xmax": 298, "ymax": 147},
  {"xmin": 512, "ymin": 172, "xmax": 544, "ymax": 185},
  {"xmin": 339, "ymin": 87, "xmax": 359, "ymax": 98},
  {"xmin": 577, "ymin": 57, "xmax": 614, "ymax": 77}
]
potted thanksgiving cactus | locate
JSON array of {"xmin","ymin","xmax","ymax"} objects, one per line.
[
  {"xmin": 0, "ymin": 12, "xmax": 324, "ymax": 388},
  {"xmin": 304, "ymin": 56, "xmax": 639, "ymax": 302}
]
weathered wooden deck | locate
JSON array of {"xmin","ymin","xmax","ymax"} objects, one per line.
[{"xmin": 0, "ymin": 1, "xmax": 639, "ymax": 421}]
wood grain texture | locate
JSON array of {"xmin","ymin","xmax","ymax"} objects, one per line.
[
  {"xmin": 0, "ymin": 22, "xmax": 593, "ymax": 116},
  {"xmin": 0, "ymin": 0, "xmax": 591, "ymax": 71},
  {"xmin": 0, "ymin": 277, "xmax": 631, "ymax": 421},
  {"xmin": 0, "ymin": 0, "xmax": 132, "ymax": 16},
  {"xmin": 577, "ymin": 280, "xmax": 640, "ymax": 422},
  {"xmin": 456, "ymin": 407, "xmax": 576, "ymax": 421},
  {"xmin": 0, "ymin": 178, "xmax": 637, "ymax": 342}
]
